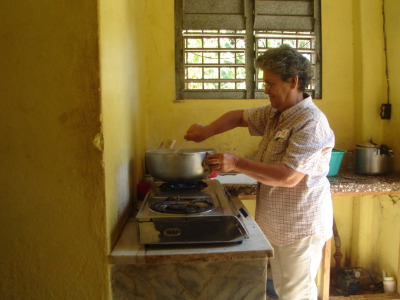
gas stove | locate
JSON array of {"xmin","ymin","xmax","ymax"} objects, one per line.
[{"xmin": 136, "ymin": 179, "xmax": 249, "ymax": 245}]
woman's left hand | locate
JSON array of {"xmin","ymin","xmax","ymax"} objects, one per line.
[{"xmin": 205, "ymin": 153, "xmax": 239, "ymax": 173}]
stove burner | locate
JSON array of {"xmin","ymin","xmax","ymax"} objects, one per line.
[
  {"xmin": 150, "ymin": 196, "xmax": 214, "ymax": 214},
  {"xmin": 159, "ymin": 181, "xmax": 208, "ymax": 191}
]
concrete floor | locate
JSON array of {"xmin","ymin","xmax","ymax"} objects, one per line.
[
  {"xmin": 266, "ymin": 292, "xmax": 400, "ymax": 299},
  {"xmin": 329, "ymin": 293, "xmax": 400, "ymax": 299}
]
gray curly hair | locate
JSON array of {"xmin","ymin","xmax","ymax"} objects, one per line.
[{"xmin": 255, "ymin": 44, "xmax": 313, "ymax": 92}]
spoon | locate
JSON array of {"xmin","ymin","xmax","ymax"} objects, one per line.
[{"xmin": 173, "ymin": 140, "xmax": 188, "ymax": 153}]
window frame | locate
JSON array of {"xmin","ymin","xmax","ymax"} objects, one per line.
[{"xmin": 175, "ymin": 0, "xmax": 322, "ymax": 100}]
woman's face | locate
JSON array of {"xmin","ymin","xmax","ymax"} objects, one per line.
[{"xmin": 262, "ymin": 69, "xmax": 294, "ymax": 112}]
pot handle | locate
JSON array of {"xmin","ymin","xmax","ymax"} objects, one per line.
[
  {"xmin": 202, "ymin": 153, "xmax": 210, "ymax": 175},
  {"xmin": 381, "ymin": 145, "xmax": 394, "ymax": 157},
  {"xmin": 202, "ymin": 152, "xmax": 215, "ymax": 177}
]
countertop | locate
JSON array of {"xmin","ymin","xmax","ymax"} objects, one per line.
[
  {"xmin": 219, "ymin": 171, "xmax": 400, "ymax": 197},
  {"xmin": 109, "ymin": 171, "xmax": 400, "ymax": 265},
  {"xmin": 109, "ymin": 197, "xmax": 273, "ymax": 265}
]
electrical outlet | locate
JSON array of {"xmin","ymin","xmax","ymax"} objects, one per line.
[{"xmin": 380, "ymin": 103, "xmax": 391, "ymax": 119}]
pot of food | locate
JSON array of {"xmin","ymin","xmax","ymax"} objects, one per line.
[
  {"xmin": 145, "ymin": 148, "xmax": 216, "ymax": 183},
  {"xmin": 355, "ymin": 141, "xmax": 394, "ymax": 175}
]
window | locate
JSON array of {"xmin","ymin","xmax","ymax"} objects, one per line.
[
  {"xmin": 183, "ymin": 29, "xmax": 246, "ymax": 90},
  {"xmin": 254, "ymin": 30, "xmax": 318, "ymax": 98},
  {"xmin": 175, "ymin": 0, "xmax": 322, "ymax": 100}
]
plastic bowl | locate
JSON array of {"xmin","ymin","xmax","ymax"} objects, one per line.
[{"xmin": 328, "ymin": 149, "xmax": 346, "ymax": 177}]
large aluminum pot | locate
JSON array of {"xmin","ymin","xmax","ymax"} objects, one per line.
[
  {"xmin": 355, "ymin": 142, "xmax": 394, "ymax": 175},
  {"xmin": 145, "ymin": 148, "xmax": 216, "ymax": 183}
]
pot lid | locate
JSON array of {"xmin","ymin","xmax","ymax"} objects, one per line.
[
  {"xmin": 356, "ymin": 142, "xmax": 379, "ymax": 148},
  {"xmin": 356, "ymin": 139, "xmax": 380, "ymax": 148}
]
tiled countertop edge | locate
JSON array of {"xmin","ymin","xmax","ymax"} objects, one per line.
[{"xmin": 224, "ymin": 171, "xmax": 400, "ymax": 197}]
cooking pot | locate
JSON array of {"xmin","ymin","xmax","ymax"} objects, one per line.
[
  {"xmin": 145, "ymin": 148, "xmax": 216, "ymax": 183},
  {"xmin": 355, "ymin": 141, "xmax": 394, "ymax": 175}
]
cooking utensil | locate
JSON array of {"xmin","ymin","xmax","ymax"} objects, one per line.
[
  {"xmin": 355, "ymin": 141, "xmax": 394, "ymax": 175},
  {"xmin": 173, "ymin": 140, "xmax": 188, "ymax": 153},
  {"xmin": 145, "ymin": 148, "xmax": 216, "ymax": 183},
  {"xmin": 169, "ymin": 139, "xmax": 176, "ymax": 149}
]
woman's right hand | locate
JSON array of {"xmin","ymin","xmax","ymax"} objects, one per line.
[
  {"xmin": 205, "ymin": 153, "xmax": 240, "ymax": 173},
  {"xmin": 184, "ymin": 124, "xmax": 211, "ymax": 142}
]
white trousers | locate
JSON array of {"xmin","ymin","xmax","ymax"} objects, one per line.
[{"xmin": 269, "ymin": 235, "xmax": 325, "ymax": 300}]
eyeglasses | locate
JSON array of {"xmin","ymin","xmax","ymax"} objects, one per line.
[
  {"xmin": 262, "ymin": 78, "xmax": 292, "ymax": 90},
  {"xmin": 261, "ymin": 81, "xmax": 277, "ymax": 90}
]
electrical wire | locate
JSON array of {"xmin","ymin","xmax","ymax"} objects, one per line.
[
  {"xmin": 352, "ymin": 266, "xmax": 378, "ymax": 288},
  {"xmin": 333, "ymin": 267, "xmax": 384, "ymax": 295},
  {"xmin": 382, "ymin": 0, "xmax": 390, "ymax": 104}
]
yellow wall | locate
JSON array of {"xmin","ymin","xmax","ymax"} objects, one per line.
[
  {"xmin": 0, "ymin": 0, "xmax": 109, "ymax": 299},
  {"xmin": 332, "ymin": 195, "xmax": 400, "ymax": 280},
  {"xmin": 143, "ymin": 0, "xmax": 399, "ymax": 165},
  {"xmin": 385, "ymin": 0, "xmax": 400, "ymax": 172},
  {"xmin": 143, "ymin": 0, "xmax": 400, "ymax": 284},
  {"xmin": 330, "ymin": 0, "xmax": 400, "ymax": 282},
  {"xmin": 378, "ymin": 0, "xmax": 400, "ymax": 278},
  {"xmin": 144, "ymin": 0, "xmax": 357, "ymax": 155},
  {"xmin": 99, "ymin": 0, "xmax": 147, "ymax": 247},
  {"xmin": 0, "ymin": 0, "xmax": 399, "ymax": 298}
]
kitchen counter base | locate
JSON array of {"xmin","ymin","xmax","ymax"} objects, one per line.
[
  {"xmin": 110, "ymin": 196, "xmax": 272, "ymax": 300},
  {"xmin": 112, "ymin": 257, "xmax": 268, "ymax": 300}
]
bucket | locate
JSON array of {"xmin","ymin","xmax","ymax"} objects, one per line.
[{"xmin": 328, "ymin": 149, "xmax": 346, "ymax": 177}]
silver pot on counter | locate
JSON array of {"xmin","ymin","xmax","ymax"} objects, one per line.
[
  {"xmin": 145, "ymin": 148, "xmax": 216, "ymax": 183},
  {"xmin": 355, "ymin": 141, "xmax": 394, "ymax": 175}
]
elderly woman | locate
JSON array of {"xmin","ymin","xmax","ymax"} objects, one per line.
[{"xmin": 184, "ymin": 44, "xmax": 334, "ymax": 300}]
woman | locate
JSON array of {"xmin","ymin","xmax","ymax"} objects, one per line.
[{"xmin": 184, "ymin": 45, "xmax": 334, "ymax": 300}]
